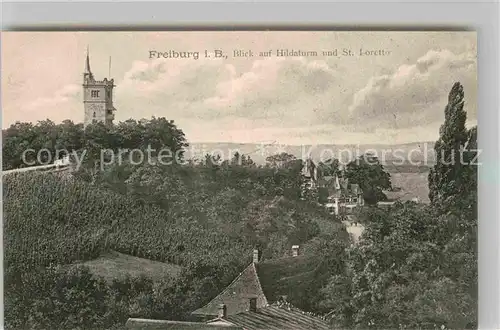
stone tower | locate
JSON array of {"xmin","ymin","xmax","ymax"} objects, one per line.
[{"xmin": 83, "ymin": 47, "xmax": 116, "ymax": 127}]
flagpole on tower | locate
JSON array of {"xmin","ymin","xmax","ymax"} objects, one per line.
[{"xmin": 108, "ymin": 56, "xmax": 111, "ymax": 78}]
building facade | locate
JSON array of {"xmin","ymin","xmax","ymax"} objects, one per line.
[
  {"xmin": 324, "ymin": 175, "xmax": 364, "ymax": 216},
  {"xmin": 300, "ymin": 158, "xmax": 319, "ymax": 200},
  {"xmin": 125, "ymin": 248, "xmax": 331, "ymax": 329},
  {"xmin": 190, "ymin": 247, "xmax": 330, "ymax": 329},
  {"xmin": 83, "ymin": 49, "xmax": 117, "ymax": 127},
  {"xmin": 320, "ymin": 167, "xmax": 365, "ymax": 216}
]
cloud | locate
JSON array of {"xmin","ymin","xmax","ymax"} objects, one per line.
[
  {"xmin": 347, "ymin": 49, "xmax": 477, "ymax": 132},
  {"xmin": 23, "ymin": 84, "xmax": 80, "ymax": 111},
  {"xmin": 114, "ymin": 49, "xmax": 476, "ymax": 139},
  {"xmin": 115, "ymin": 56, "xmax": 344, "ymax": 128},
  {"xmin": 116, "ymin": 57, "xmax": 235, "ymax": 120},
  {"xmin": 7, "ymin": 48, "xmax": 476, "ymax": 146},
  {"xmin": 110, "ymin": 49, "xmax": 477, "ymax": 143},
  {"xmin": 5, "ymin": 84, "xmax": 83, "ymax": 125}
]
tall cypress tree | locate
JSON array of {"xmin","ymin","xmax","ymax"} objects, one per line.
[{"xmin": 428, "ymin": 82, "xmax": 469, "ymax": 207}]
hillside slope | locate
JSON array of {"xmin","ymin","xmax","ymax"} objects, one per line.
[
  {"xmin": 3, "ymin": 171, "xmax": 250, "ymax": 273},
  {"xmin": 186, "ymin": 142, "xmax": 437, "ymax": 166}
]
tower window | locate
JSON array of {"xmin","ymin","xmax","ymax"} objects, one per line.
[
  {"xmin": 91, "ymin": 90, "xmax": 100, "ymax": 97},
  {"xmin": 93, "ymin": 112, "xmax": 96, "ymax": 118}
]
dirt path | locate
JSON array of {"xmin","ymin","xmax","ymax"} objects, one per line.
[{"xmin": 342, "ymin": 220, "xmax": 365, "ymax": 244}]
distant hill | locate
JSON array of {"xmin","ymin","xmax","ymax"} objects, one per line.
[
  {"xmin": 184, "ymin": 142, "xmax": 433, "ymax": 203},
  {"xmin": 185, "ymin": 141, "xmax": 437, "ymax": 169}
]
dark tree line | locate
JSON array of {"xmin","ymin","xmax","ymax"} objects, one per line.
[{"xmin": 2, "ymin": 117, "xmax": 188, "ymax": 170}]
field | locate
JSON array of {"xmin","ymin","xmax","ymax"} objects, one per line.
[
  {"xmin": 72, "ymin": 250, "xmax": 183, "ymax": 282},
  {"xmin": 386, "ymin": 171, "xmax": 431, "ymax": 203}
]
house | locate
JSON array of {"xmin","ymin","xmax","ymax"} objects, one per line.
[
  {"xmin": 127, "ymin": 247, "xmax": 331, "ymax": 329},
  {"xmin": 127, "ymin": 302, "xmax": 329, "ymax": 330},
  {"xmin": 205, "ymin": 301, "xmax": 330, "ymax": 330},
  {"xmin": 299, "ymin": 159, "xmax": 364, "ymax": 216},
  {"xmin": 300, "ymin": 158, "xmax": 319, "ymax": 199},
  {"xmin": 323, "ymin": 174, "xmax": 364, "ymax": 216},
  {"xmin": 191, "ymin": 247, "xmax": 330, "ymax": 329}
]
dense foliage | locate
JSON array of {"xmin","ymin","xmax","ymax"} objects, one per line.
[
  {"xmin": 3, "ymin": 172, "xmax": 242, "ymax": 271},
  {"xmin": 5, "ymin": 263, "xmax": 242, "ymax": 329},
  {"xmin": 3, "ymin": 117, "xmax": 346, "ymax": 328},
  {"xmin": 2, "ymin": 118, "xmax": 188, "ymax": 171},
  {"xmin": 320, "ymin": 82, "xmax": 477, "ymax": 329},
  {"xmin": 345, "ymin": 153, "xmax": 392, "ymax": 204}
]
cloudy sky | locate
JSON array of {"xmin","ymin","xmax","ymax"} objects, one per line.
[{"xmin": 2, "ymin": 31, "xmax": 476, "ymax": 145}]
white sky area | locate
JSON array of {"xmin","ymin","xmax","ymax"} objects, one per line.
[{"xmin": 2, "ymin": 31, "xmax": 477, "ymax": 145}]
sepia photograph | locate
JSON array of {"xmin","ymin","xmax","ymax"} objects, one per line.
[{"xmin": 2, "ymin": 31, "xmax": 478, "ymax": 329}]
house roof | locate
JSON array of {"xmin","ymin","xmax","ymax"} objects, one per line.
[
  {"xmin": 192, "ymin": 255, "xmax": 322, "ymax": 317},
  {"xmin": 192, "ymin": 263, "xmax": 267, "ymax": 317},
  {"xmin": 128, "ymin": 305, "xmax": 330, "ymax": 330},
  {"xmin": 301, "ymin": 158, "xmax": 317, "ymax": 180},
  {"xmin": 125, "ymin": 318, "xmax": 241, "ymax": 329},
  {"xmin": 339, "ymin": 177, "xmax": 349, "ymax": 190},
  {"xmin": 326, "ymin": 180, "xmax": 363, "ymax": 198},
  {"xmin": 210, "ymin": 305, "xmax": 330, "ymax": 330},
  {"xmin": 322, "ymin": 173, "xmax": 363, "ymax": 197}
]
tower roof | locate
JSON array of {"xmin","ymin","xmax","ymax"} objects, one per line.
[{"xmin": 84, "ymin": 46, "xmax": 94, "ymax": 80}]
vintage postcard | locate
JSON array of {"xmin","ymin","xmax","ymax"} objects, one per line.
[{"xmin": 2, "ymin": 31, "xmax": 477, "ymax": 329}]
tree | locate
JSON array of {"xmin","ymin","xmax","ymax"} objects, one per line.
[
  {"xmin": 330, "ymin": 203, "xmax": 465, "ymax": 329},
  {"xmin": 428, "ymin": 82, "xmax": 469, "ymax": 207},
  {"xmin": 5, "ymin": 266, "xmax": 110, "ymax": 329},
  {"xmin": 2, "ymin": 122, "xmax": 37, "ymax": 169},
  {"xmin": 240, "ymin": 154, "xmax": 256, "ymax": 167},
  {"xmin": 2, "ymin": 120, "xmax": 85, "ymax": 170},
  {"xmin": 265, "ymin": 152, "xmax": 297, "ymax": 169},
  {"xmin": 55, "ymin": 120, "xmax": 84, "ymax": 155},
  {"xmin": 427, "ymin": 83, "xmax": 478, "ymax": 329},
  {"xmin": 345, "ymin": 153, "xmax": 391, "ymax": 204},
  {"xmin": 317, "ymin": 158, "xmax": 340, "ymax": 177}
]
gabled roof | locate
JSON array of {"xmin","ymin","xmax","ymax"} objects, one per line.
[
  {"xmin": 192, "ymin": 263, "xmax": 267, "ymax": 317},
  {"xmin": 192, "ymin": 255, "xmax": 323, "ymax": 317},
  {"xmin": 339, "ymin": 177, "xmax": 349, "ymax": 190},
  {"xmin": 301, "ymin": 158, "xmax": 317, "ymax": 179},
  {"xmin": 324, "ymin": 174, "xmax": 363, "ymax": 198},
  {"xmin": 210, "ymin": 305, "xmax": 330, "ymax": 330}
]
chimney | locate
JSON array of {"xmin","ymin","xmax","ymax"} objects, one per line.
[
  {"xmin": 253, "ymin": 249, "xmax": 260, "ymax": 263},
  {"xmin": 218, "ymin": 304, "xmax": 227, "ymax": 319},
  {"xmin": 292, "ymin": 245, "xmax": 300, "ymax": 257},
  {"xmin": 249, "ymin": 298, "xmax": 257, "ymax": 312}
]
